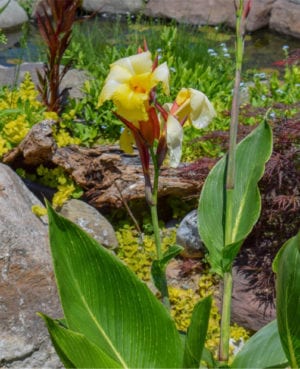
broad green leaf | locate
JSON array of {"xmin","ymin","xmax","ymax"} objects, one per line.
[
  {"xmin": 45, "ymin": 204, "xmax": 183, "ymax": 368},
  {"xmin": 231, "ymin": 320, "xmax": 288, "ymax": 368},
  {"xmin": 275, "ymin": 230, "xmax": 300, "ymax": 368},
  {"xmin": 161, "ymin": 244, "xmax": 184, "ymax": 264},
  {"xmin": 183, "ymin": 295, "xmax": 212, "ymax": 368},
  {"xmin": 198, "ymin": 122, "xmax": 272, "ymax": 275},
  {"xmin": 39, "ymin": 313, "xmax": 121, "ymax": 368},
  {"xmin": 200, "ymin": 347, "xmax": 217, "ymax": 368},
  {"xmin": 151, "ymin": 244, "xmax": 183, "ymax": 292}
]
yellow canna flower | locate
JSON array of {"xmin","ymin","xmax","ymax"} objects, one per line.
[
  {"xmin": 163, "ymin": 88, "xmax": 216, "ymax": 167},
  {"xmin": 98, "ymin": 51, "xmax": 170, "ymax": 123},
  {"xmin": 171, "ymin": 88, "xmax": 216, "ymax": 128}
]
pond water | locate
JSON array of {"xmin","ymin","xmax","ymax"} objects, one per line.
[{"xmin": 0, "ymin": 17, "xmax": 299, "ymax": 71}]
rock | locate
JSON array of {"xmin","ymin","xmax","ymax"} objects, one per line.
[
  {"xmin": 0, "ymin": 0, "xmax": 28, "ymax": 32},
  {"xmin": 230, "ymin": 266, "xmax": 276, "ymax": 331},
  {"xmin": 246, "ymin": 0, "xmax": 276, "ymax": 32},
  {"xmin": 0, "ymin": 63, "xmax": 90, "ymax": 100},
  {"xmin": 145, "ymin": 0, "xmax": 236, "ymax": 27},
  {"xmin": 3, "ymin": 120, "xmax": 57, "ymax": 168},
  {"xmin": 176, "ymin": 210, "xmax": 206, "ymax": 258},
  {"xmin": 270, "ymin": 0, "xmax": 300, "ymax": 39},
  {"xmin": 59, "ymin": 199, "xmax": 119, "ymax": 250},
  {"xmin": 59, "ymin": 67, "xmax": 90, "ymax": 100},
  {"xmin": 82, "ymin": 0, "xmax": 145, "ymax": 14},
  {"xmin": 25, "ymin": 0, "xmax": 300, "ymax": 39},
  {"xmin": 0, "ymin": 163, "xmax": 62, "ymax": 368}
]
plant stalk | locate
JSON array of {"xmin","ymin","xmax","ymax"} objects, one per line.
[
  {"xmin": 226, "ymin": 0, "xmax": 244, "ymax": 190},
  {"xmin": 219, "ymin": 270, "xmax": 233, "ymax": 362},
  {"xmin": 219, "ymin": 0, "xmax": 246, "ymax": 363},
  {"xmin": 149, "ymin": 147, "xmax": 170, "ymax": 308}
]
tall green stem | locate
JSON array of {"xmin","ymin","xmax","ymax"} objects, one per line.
[
  {"xmin": 219, "ymin": 271, "xmax": 233, "ymax": 362},
  {"xmin": 219, "ymin": 0, "xmax": 246, "ymax": 363},
  {"xmin": 149, "ymin": 147, "xmax": 170, "ymax": 308}
]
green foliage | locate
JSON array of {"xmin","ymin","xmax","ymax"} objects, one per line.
[
  {"xmin": 18, "ymin": 0, "xmax": 34, "ymax": 17},
  {"xmin": 248, "ymin": 66, "xmax": 300, "ymax": 119},
  {"xmin": 0, "ymin": 30, "xmax": 7, "ymax": 44},
  {"xmin": 198, "ymin": 121, "xmax": 273, "ymax": 276},
  {"xmin": 273, "ymin": 230, "xmax": 300, "ymax": 368},
  {"xmin": 44, "ymin": 203, "xmax": 184, "ymax": 368},
  {"xmin": 183, "ymin": 296, "xmax": 212, "ymax": 369},
  {"xmin": 151, "ymin": 244, "xmax": 183, "ymax": 293},
  {"xmin": 231, "ymin": 320, "xmax": 288, "ymax": 368}
]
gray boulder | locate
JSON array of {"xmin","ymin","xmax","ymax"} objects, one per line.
[
  {"xmin": 0, "ymin": 0, "xmax": 28, "ymax": 32},
  {"xmin": 246, "ymin": 0, "xmax": 276, "ymax": 32},
  {"xmin": 59, "ymin": 199, "xmax": 118, "ymax": 250},
  {"xmin": 176, "ymin": 209, "xmax": 206, "ymax": 258},
  {"xmin": 270, "ymin": 0, "xmax": 300, "ymax": 39},
  {"xmin": 0, "ymin": 163, "xmax": 62, "ymax": 368},
  {"xmin": 145, "ymin": 0, "xmax": 236, "ymax": 28},
  {"xmin": 82, "ymin": 0, "xmax": 145, "ymax": 14},
  {"xmin": 0, "ymin": 164, "xmax": 119, "ymax": 368}
]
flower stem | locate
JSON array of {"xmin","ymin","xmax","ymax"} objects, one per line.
[
  {"xmin": 219, "ymin": 0, "xmax": 246, "ymax": 363},
  {"xmin": 149, "ymin": 147, "xmax": 170, "ymax": 308},
  {"xmin": 219, "ymin": 270, "xmax": 233, "ymax": 363}
]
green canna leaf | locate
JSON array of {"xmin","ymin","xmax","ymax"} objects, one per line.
[
  {"xmin": 231, "ymin": 320, "xmax": 288, "ymax": 369},
  {"xmin": 183, "ymin": 295, "xmax": 212, "ymax": 368},
  {"xmin": 39, "ymin": 313, "xmax": 121, "ymax": 368},
  {"xmin": 275, "ymin": 230, "xmax": 300, "ymax": 368},
  {"xmin": 198, "ymin": 121, "xmax": 272, "ymax": 275},
  {"xmin": 151, "ymin": 244, "xmax": 183, "ymax": 293},
  {"xmin": 43, "ymin": 203, "xmax": 183, "ymax": 368}
]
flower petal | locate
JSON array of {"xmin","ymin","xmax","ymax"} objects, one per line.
[
  {"xmin": 113, "ymin": 51, "xmax": 153, "ymax": 75},
  {"xmin": 120, "ymin": 128, "xmax": 135, "ymax": 154},
  {"xmin": 152, "ymin": 62, "xmax": 170, "ymax": 95},
  {"xmin": 113, "ymin": 83, "xmax": 149, "ymax": 122},
  {"xmin": 97, "ymin": 65, "xmax": 132, "ymax": 107},
  {"xmin": 166, "ymin": 114, "xmax": 183, "ymax": 168},
  {"xmin": 172, "ymin": 88, "xmax": 216, "ymax": 128},
  {"xmin": 189, "ymin": 89, "xmax": 216, "ymax": 128}
]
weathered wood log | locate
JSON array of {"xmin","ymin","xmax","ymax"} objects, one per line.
[{"xmin": 3, "ymin": 121, "xmax": 216, "ymax": 212}]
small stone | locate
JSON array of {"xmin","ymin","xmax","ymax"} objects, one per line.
[
  {"xmin": 176, "ymin": 210, "xmax": 206, "ymax": 258},
  {"xmin": 59, "ymin": 199, "xmax": 119, "ymax": 250}
]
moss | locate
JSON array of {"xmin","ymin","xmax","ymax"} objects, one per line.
[{"xmin": 116, "ymin": 224, "xmax": 250, "ymax": 358}]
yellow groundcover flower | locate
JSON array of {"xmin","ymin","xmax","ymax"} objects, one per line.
[
  {"xmin": 0, "ymin": 135, "xmax": 9, "ymax": 157},
  {"xmin": 98, "ymin": 51, "xmax": 170, "ymax": 123},
  {"xmin": 43, "ymin": 111, "xmax": 59, "ymax": 121},
  {"xmin": 3, "ymin": 115, "xmax": 30, "ymax": 144}
]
